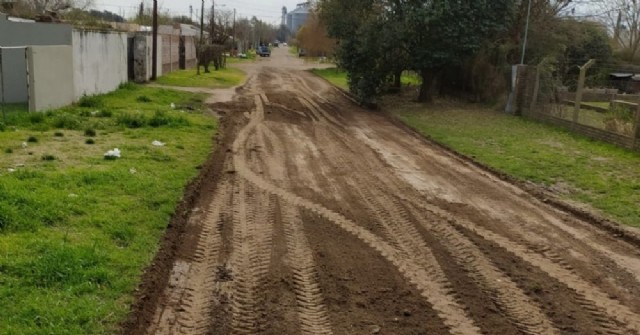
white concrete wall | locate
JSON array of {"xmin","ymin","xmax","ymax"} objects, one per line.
[
  {"xmin": 72, "ymin": 29, "xmax": 128, "ymax": 99},
  {"xmin": 145, "ymin": 35, "xmax": 163, "ymax": 80},
  {"xmin": 28, "ymin": 46, "xmax": 74, "ymax": 112}
]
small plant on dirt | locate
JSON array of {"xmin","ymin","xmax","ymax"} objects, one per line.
[
  {"xmin": 85, "ymin": 139, "xmax": 95, "ymax": 145},
  {"xmin": 4, "ymin": 148, "xmax": 13, "ymax": 154},
  {"xmin": 54, "ymin": 132, "xmax": 64, "ymax": 137},
  {"xmin": 118, "ymin": 82, "xmax": 137, "ymax": 90},
  {"xmin": 41, "ymin": 154, "xmax": 56, "ymax": 161},
  {"xmin": 84, "ymin": 128, "xmax": 97, "ymax": 137},
  {"xmin": 136, "ymin": 95, "xmax": 152, "ymax": 103},
  {"xmin": 27, "ymin": 136, "xmax": 38, "ymax": 143}
]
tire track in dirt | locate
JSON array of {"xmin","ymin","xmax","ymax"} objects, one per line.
[
  {"xmin": 149, "ymin": 178, "xmax": 231, "ymax": 335},
  {"xmin": 232, "ymin": 94, "xmax": 481, "ymax": 335},
  {"xmin": 320, "ymin": 131, "xmax": 559, "ymax": 335},
  {"xmin": 281, "ymin": 206, "xmax": 333, "ymax": 335},
  {"xmin": 417, "ymin": 201, "xmax": 640, "ymax": 335}
]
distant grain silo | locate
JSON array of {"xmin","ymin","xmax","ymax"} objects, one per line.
[{"xmin": 286, "ymin": 2, "xmax": 310, "ymax": 35}]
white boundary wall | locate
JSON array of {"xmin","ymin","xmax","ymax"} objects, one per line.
[
  {"xmin": 72, "ymin": 29, "xmax": 128, "ymax": 99},
  {"xmin": 28, "ymin": 46, "xmax": 74, "ymax": 112}
]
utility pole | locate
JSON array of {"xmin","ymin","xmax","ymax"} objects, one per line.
[
  {"xmin": 151, "ymin": 0, "xmax": 158, "ymax": 81},
  {"xmin": 189, "ymin": 5, "xmax": 193, "ymax": 22},
  {"xmin": 233, "ymin": 8, "xmax": 236, "ymax": 50},
  {"xmin": 520, "ymin": 0, "xmax": 532, "ymax": 65},
  {"xmin": 210, "ymin": 0, "xmax": 215, "ymax": 44},
  {"xmin": 200, "ymin": 0, "xmax": 204, "ymax": 44}
]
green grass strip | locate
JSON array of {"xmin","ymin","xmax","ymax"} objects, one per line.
[{"xmin": 0, "ymin": 83, "xmax": 217, "ymax": 334}]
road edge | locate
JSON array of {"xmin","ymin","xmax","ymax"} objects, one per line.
[{"xmin": 310, "ymin": 70, "xmax": 640, "ymax": 249}]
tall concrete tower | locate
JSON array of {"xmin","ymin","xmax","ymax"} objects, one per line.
[{"xmin": 281, "ymin": 6, "xmax": 287, "ymax": 27}]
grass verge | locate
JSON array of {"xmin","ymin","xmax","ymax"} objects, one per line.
[
  {"xmin": 384, "ymin": 97, "xmax": 640, "ymax": 227},
  {"xmin": 155, "ymin": 67, "xmax": 245, "ymax": 88},
  {"xmin": 0, "ymin": 84, "xmax": 217, "ymax": 334},
  {"xmin": 312, "ymin": 67, "xmax": 421, "ymax": 91}
]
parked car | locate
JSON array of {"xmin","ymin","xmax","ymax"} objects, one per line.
[{"xmin": 257, "ymin": 46, "xmax": 271, "ymax": 57}]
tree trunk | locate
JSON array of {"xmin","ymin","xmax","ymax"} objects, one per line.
[
  {"xmin": 393, "ymin": 70, "xmax": 402, "ymax": 89},
  {"xmin": 418, "ymin": 69, "xmax": 438, "ymax": 102}
]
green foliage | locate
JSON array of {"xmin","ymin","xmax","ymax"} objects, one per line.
[
  {"xmin": 77, "ymin": 95, "xmax": 102, "ymax": 108},
  {"xmin": 117, "ymin": 112, "xmax": 147, "ymax": 128},
  {"xmin": 321, "ymin": 0, "xmax": 514, "ymax": 102},
  {"xmin": 41, "ymin": 154, "xmax": 56, "ymax": 161},
  {"xmin": 54, "ymin": 132, "xmax": 64, "ymax": 137},
  {"xmin": 155, "ymin": 68, "xmax": 246, "ymax": 88},
  {"xmin": 84, "ymin": 128, "xmax": 97, "ymax": 137},
  {"xmin": 27, "ymin": 136, "xmax": 38, "ymax": 143},
  {"xmin": 85, "ymin": 138, "xmax": 95, "ymax": 145},
  {"xmin": 136, "ymin": 95, "xmax": 152, "ymax": 103}
]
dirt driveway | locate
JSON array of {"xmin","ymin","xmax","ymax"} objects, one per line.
[{"xmin": 126, "ymin": 48, "xmax": 640, "ymax": 335}]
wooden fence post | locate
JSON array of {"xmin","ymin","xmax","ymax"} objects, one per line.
[
  {"xmin": 530, "ymin": 59, "xmax": 550, "ymax": 114},
  {"xmin": 573, "ymin": 59, "xmax": 596, "ymax": 128}
]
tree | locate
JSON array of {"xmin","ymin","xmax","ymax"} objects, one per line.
[
  {"xmin": 296, "ymin": 10, "xmax": 335, "ymax": 57},
  {"xmin": 596, "ymin": 0, "xmax": 640, "ymax": 61}
]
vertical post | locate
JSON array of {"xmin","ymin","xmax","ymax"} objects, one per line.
[
  {"xmin": 633, "ymin": 104, "xmax": 640, "ymax": 148},
  {"xmin": 530, "ymin": 64, "xmax": 542, "ymax": 114},
  {"xmin": 233, "ymin": 8, "xmax": 236, "ymax": 52},
  {"xmin": 520, "ymin": 0, "xmax": 533, "ymax": 65},
  {"xmin": 0, "ymin": 47, "xmax": 5, "ymax": 122},
  {"xmin": 573, "ymin": 59, "xmax": 596, "ymax": 127},
  {"xmin": 151, "ymin": 0, "xmax": 158, "ymax": 81},
  {"xmin": 211, "ymin": 0, "xmax": 216, "ymax": 44},
  {"xmin": 200, "ymin": 0, "xmax": 204, "ymax": 43}
]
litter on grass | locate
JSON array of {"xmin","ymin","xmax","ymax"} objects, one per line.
[
  {"xmin": 170, "ymin": 103, "xmax": 176, "ymax": 109},
  {"xmin": 152, "ymin": 140, "xmax": 165, "ymax": 147},
  {"xmin": 129, "ymin": 168, "xmax": 137, "ymax": 174},
  {"xmin": 104, "ymin": 148, "xmax": 121, "ymax": 159},
  {"xmin": 21, "ymin": 142, "xmax": 28, "ymax": 148}
]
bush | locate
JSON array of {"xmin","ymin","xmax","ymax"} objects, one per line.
[
  {"xmin": 51, "ymin": 113, "xmax": 82, "ymax": 130},
  {"xmin": 85, "ymin": 139, "xmax": 95, "ymax": 145},
  {"xmin": 27, "ymin": 136, "xmax": 38, "ymax": 143},
  {"xmin": 29, "ymin": 113, "xmax": 45, "ymax": 124},
  {"xmin": 41, "ymin": 154, "xmax": 56, "ymax": 161},
  {"xmin": 84, "ymin": 128, "xmax": 97, "ymax": 137},
  {"xmin": 117, "ymin": 112, "xmax": 146, "ymax": 128},
  {"xmin": 0, "ymin": 121, "xmax": 5, "ymax": 132},
  {"xmin": 78, "ymin": 95, "xmax": 102, "ymax": 108},
  {"xmin": 54, "ymin": 132, "xmax": 64, "ymax": 137},
  {"xmin": 149, "ymin": 110, "xmax": 190, "ymax": 128},
  {"xmin": 97, "ymin": 110, "xmax": 113, "ymax": 118},
  {"xmin": 4, "ymin": 148, "xmax": 13, "ymax": 154},
  {"xmin": 136, "ymin": 95, "xmax": 152, "ymax": 103}
]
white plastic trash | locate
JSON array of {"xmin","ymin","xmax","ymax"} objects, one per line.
[
  {"xmin": 104, "ymin": 148, "xmax": 121, "ymax": 158},
  {"xmin": 152, "ymin": 140, "xmax": 165, "ymax": 147}
]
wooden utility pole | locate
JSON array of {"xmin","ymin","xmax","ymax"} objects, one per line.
[
  {"xmin": 573, "ymin": 59, "xmax": 596, "ymax": 127},
  {"xmin": 151, "ymin": 0, "xmax": 158, "ymax": 80},
  {"xmin": 210, "ymin": 0, "xmax": 215, "ymax": 44},
  {"xmin": 233, "ymin": 8, "xmax": 236, "ymax": 49},
  {"xmin": 200, "ymin": 0, "xmax": 204, "ymax": 43}
]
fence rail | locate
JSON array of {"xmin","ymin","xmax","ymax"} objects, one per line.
[{"xmin": 516, "ymin": 64, "xmax": 640, "ymax": 151}]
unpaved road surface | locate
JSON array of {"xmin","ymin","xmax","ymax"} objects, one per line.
[{"xmin": 127, "ymin": 48, "xmax": 640, "ymax": 335}]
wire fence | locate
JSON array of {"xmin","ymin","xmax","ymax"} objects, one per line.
[{"xmin": 517, "ymin": 61, "xmax": 640, "ymax": 151}]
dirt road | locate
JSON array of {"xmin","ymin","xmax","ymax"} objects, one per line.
[{"xmin": 126, "ymin": 48, "xmax": 640, "ymax": 335}]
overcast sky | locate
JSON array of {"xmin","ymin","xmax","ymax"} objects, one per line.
[{"xmin": 93, "ymin": 0, "xmax": 305, "ymax": 25}]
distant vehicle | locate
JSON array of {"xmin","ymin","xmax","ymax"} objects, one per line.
[
  {"xmin": 257, "ymin": 46, "xmax": 271, "ymax": 57},
  {"xmin": 273, "ymin": 42, "xmax": 279, "ymax": 47}
]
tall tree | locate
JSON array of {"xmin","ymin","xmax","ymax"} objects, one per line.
[{"xmin": 597, "ymin": 0, "xmax": 640, "ymax": 61}]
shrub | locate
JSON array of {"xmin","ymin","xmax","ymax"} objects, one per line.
[
  {"xmin": 27, "ymin": 136, "xmax": 38, "ymax": 143},
  {"xmin": 4, "ymin": 148, "xmax": 13, "ymax": 154},
  {"xmin": 51, "ymin": 113, "xmax": 82, "ymax": 130},
  {"xmin": 148, "ymin": 110, "xmax": 190, "ymax": 128},
  {"xmin": 84, "ymin": 128, "xmax": 97, "ymax": 137},
  {"xmin": 41, "ymin": 154, "xmax": 56, "ymax": 161},
  {"xmin": 54, "ymin": 132, "xmax": 64, "ymax": 137},
  {"xmin": 0, "ymin": 121, "xmax": 5, "ymax": 132},
  {"xmin": 116, "ymin": 112, "xmax": 146, "ymax": 128},
  {"xmin": 78, "ymin": 95, "xmax": 102, "ymax": 108},
  {"xmin": 136, "ymin": 95, "xmax": 152, "ymax": 103},
  {"xmin": 29, "ymin": 113, "xmax": 45, "ymax": 124},
  {"xmin": 97, "ymin": 110, "xmax": 113, "ymax": 118},
  {"xmin": 85, "ymin": 139, "xmax": 95, "ymax": 145}
]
